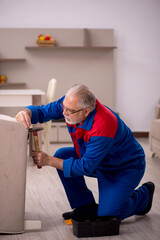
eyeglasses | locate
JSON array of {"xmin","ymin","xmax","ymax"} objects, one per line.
[{"xmin": 60, "ymin": 102, "xmax": 85, "ymax": 115}]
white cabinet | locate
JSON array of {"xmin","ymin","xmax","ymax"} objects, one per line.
[
  {"xmin": 49, "ymin": 123, "xmax": 58, "ymax": 142},
  {"xmin": 50, "ymin": 122, "xmax": 72, "ymax": 143},
  {"xmin": 58, "ymin": 123, "xmax": 71, "ymax": 142}
]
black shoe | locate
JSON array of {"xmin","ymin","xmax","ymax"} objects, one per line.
[
  {"xmin": 137, "ymin": 181, "xmax": 155, "ymax": 215},
  {"xmin": 62, "ymin": 210, "xmax": 74, "ymax": 220},
  {"xmin": 62, "ymin": 202, "xmax": 98, "ymax": 220}
]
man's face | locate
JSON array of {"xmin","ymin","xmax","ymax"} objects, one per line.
[{"xmin": 62, "ymin": 94, "xmax": 90, "ymax": 125}]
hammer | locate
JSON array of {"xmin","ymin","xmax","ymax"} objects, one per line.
[{"xmin": 28, "ymin": 127, "xmax": 43, "ymax": 169}]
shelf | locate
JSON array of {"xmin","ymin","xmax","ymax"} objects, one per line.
[
  {"xmin": 0, "ymin": 58, "xmax": 26, "ymax": 62},
  {"xmin": 0, "ymin": 83, "xmax": 27, "ymax": 89},
  {"xmin": 25, "ymin": 46, "xmax": 117, "ymax": 50}
]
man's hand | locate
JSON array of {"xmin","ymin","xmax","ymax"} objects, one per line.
[
  {"xmin": 32, "ymin": 151, "xmax": 51, "ymax": 167},
  {"xmin": 15, "ymin": 109, "xmax": 32, "ymax": 128},
  {"xmin": 32, "ymin": 151, "xmax": 63, "ymax": 170}
]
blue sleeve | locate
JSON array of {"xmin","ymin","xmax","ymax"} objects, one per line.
[
  {"xmin": 25, "ymin": 96, "xmax": 65, "ymax": 124},
  {"xmin": 63, "ymin": 136, "xmax": 113, "ymax": 177}
]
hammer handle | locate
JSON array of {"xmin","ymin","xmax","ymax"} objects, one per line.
[
  {"xmin": 33, "ymin": 135, "xmax": 40, "ymax": 152},
  {"xmin": 33, "ymin": 132, "xmax": 42, "ymax": 169}
]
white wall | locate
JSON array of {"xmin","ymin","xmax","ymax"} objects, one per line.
[{"xmin": 0, "ymin": 0, "xmax": 160, "ymax": 131}]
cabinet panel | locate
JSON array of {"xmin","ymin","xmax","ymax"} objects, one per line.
[
  {"xmin": 58, "ymin": 123, "xmax": 72, "ymax": 142},
  {"xmin": 50, "ymin": 123, "xmax": 58, "ymax": 142},
  {"xmin": 50, "ymin": 122, "xmax": 72, "ymax": 143}
]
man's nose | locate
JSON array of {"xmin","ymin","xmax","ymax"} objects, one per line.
[{"xmin": 63, "ymin": 108, "xmax": 69, "ymax": 116}]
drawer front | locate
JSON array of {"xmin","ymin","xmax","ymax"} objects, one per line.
[
  {"xmin": 58, "ymin": 123, "xmax": 72, "ymax": 142},
  {"xmin": 50, "ymin": 124, "xmax": 58, "ymax": 142}
]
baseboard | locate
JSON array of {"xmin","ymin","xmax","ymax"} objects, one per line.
[{"xmin": 133, "ymin": 132, "xmax": 149, "ymax": 138}]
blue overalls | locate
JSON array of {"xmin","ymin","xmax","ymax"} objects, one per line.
[{"xmin": 27, "ymin": 96, "xmax": 149, "ymax": 220}]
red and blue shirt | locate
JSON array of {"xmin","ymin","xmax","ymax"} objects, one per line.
[{"xmin": 26, "ymin": 96, "xmax": 145, "ymax": 177}]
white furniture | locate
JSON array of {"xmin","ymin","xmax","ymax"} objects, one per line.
[
  {"xmin": 0, "ymin": 114, "xmax": 28, "ymax": 233},
  {"xmin": 0, "ymin": 89, "xmax": 45, "ymax": 107},
  {"xmin": 0, "ymin": 114, "xmax": 41, "ymax": 234},
  {"xmin": 149, "ymin": 100, "xmax": 160, "ymax": 158},
  {"xmin": 50, "ymin": 121, "xmax": 72, "ymax": 143}
]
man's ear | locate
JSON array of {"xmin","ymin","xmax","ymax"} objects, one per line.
[{"xmin": 84, "ymin": 107, "xmax": 91, "ymax": 117}]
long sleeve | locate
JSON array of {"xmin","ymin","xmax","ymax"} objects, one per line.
[{"xmin": 25, "ymin": 96, "xmax": 65, "ymax": 124}]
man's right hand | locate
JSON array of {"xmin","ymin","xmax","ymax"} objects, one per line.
[{"xmin": 15, "ymin": 109, "xmax": 32, "ymax": 129}]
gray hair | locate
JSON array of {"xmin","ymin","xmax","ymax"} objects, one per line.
[{"xmin": 66, "ymin": 84, "xmax": 96, "ymax": 111}]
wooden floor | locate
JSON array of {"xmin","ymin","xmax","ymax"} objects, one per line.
[{"xmin": 0, "ymin": 138, "xmax": 160, "ymax": 240}]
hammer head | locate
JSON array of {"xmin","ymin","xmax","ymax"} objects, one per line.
[{"xmin": 28, "ymin": 127, "xmax": 44, "ymax": 133}]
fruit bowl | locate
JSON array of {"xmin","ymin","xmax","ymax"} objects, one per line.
[
  {"xmin": 36, "ymin": 34, "xmax": 56, "ymax": 46},
  {"xmin": 36, "ymin": 39, "xmax": 56, "ymax": 46}
]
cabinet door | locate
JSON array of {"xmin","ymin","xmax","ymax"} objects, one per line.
[
  {"xmin": 50, "ymin": 123, "xmax": 58, "ymax": 142},
  {"xmin": 58, "ymin": 123, "xmax": 72, "ymax": 142}
]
